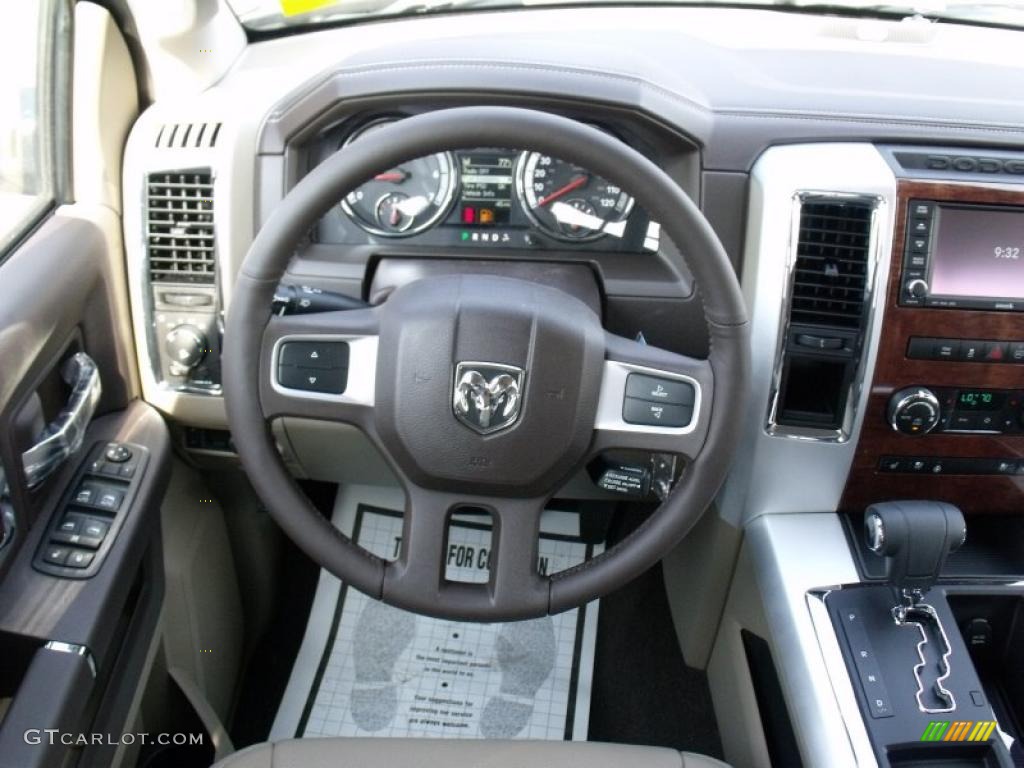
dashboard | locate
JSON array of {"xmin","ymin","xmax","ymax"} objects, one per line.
[
  {"xmin": 119, "ymin": 5, "xmax": 1024, "ymax": 524},
  {"xmin": 116, "ymin": 13, "xmax": 1024, "ymax": 762},
  {"xmin": 308, "ymin": 116, "xmax": 657, "ymax": 253}
]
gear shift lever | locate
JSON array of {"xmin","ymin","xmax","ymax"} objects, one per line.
[
  {"xmin": 863, "ymin": 501, "xmax": 967, "ymax": 713},
  {"xmin": 864, "ymin": 500, "xmax": 966, "ymax": 607}
]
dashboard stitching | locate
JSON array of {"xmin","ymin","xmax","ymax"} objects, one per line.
[{"xmin": 718, "ymin": 109, "xmax": 1024, "ymax": 134}]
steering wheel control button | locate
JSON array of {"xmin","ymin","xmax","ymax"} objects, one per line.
[
  {"xmin": 622, "ymin": 397, "xmax": 693, "ymax": 428},
  {"xmin": 279, "ymin": 340, "xmax": 350, "ymax": 370},
  {"xmin": 278, "ymin": 364, "xmax": 348, "ymax": 394},
  {"xmin": 624, "ymin": 373, "xmax": 695, "ymax": 406},
  {"xmin": 277, "ymin": 341, "xmax": 350, "ymax": 394},
  {"xmin": 104, "ymin": 443, "xmax": 132, "ymax": 463}
]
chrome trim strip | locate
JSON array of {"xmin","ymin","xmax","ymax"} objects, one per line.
[
  {"xmin": 744, "ymin": 512, "xmax": 877, "ymax": 768},
  {"xmin": 895, "ymin": 603, "xmax": 957, "ymax": 714},
  {"xmin": 594, "ymin": 360, "xmax": 702, "ymax": 435},
  {"xmin": 270, "ymin": 335, "xmax": 378, "ymax": 406},
  {"xmin": 765, "ymin": 191, "xmax": 887, "ymax": 443},
  {"xmin": 45, "ymin": 640, "xmax": 97, "ymax": 678},
  {"xmin": 718, "ymin": 143, "xmax": 897, "ymax": 525}
]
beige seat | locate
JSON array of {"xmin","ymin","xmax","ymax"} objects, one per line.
[{"xmin": 215, "ymin": 738, "xmax": 730, "ymax": 768}]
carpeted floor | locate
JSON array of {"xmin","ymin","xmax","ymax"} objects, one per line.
[{"xmin": 587, "ymin": 514, "xmax": 724, "ymax": 759}]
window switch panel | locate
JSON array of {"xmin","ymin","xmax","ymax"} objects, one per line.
[{"xmin": 34, "ymin": 441, "xmax": 149, "ymax": 579}]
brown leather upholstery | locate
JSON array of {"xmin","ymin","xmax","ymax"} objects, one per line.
[{"xmin": 215, "ymin": 739, "xmax": 731, "ymax": 768}]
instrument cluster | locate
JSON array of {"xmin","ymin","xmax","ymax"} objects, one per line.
[{"xmin": 313, "ymin": 117, "xmax": 656, "ymax": 252}]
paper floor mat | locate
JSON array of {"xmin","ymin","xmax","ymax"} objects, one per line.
[{"xmin": 271, "ymin": 494, "xmax": 601, "ymax": 742}]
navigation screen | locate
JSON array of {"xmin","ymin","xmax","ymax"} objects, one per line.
[
  {"xmin": 930, "ymin": 205, "xmax": 1024, "ymax": 299},
  {"xmin": 458, "ymin": 151, "xmax": 515, "ymax": 226}
]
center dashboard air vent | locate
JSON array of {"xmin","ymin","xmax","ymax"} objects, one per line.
[
  {"xmin": 145, "ymin": 170, "xmax": 215, "ymax": 284},
  {"xmin": 790, "ymin": 200, "xmax": 872, "ymax": 328},
  {"xmin": 771, "ymin": 196, "xmax": 879, "ymax": 435}
]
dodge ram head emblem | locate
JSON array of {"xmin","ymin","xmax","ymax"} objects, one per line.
[{"xmin": 452, "ymin": 363, "xmax": 524, "ymax": 435}]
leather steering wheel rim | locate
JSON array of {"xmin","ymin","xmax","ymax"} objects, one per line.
[{"xmin": 223, "ymin": 106, "xmax": 749, "ymax": 621}]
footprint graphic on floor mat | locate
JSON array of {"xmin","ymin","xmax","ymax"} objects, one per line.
[
  {"xmin": 351, "ymin": 600, "xmax": 417, "ymax": 732},
  {"xmin": 480, "ymin": 616, "xmax": 556, "ymax": 738}
]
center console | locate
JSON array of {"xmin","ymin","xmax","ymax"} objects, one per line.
[
  {"xmin": 841, "ymin": 176, "xmax": 1024, "ymax": 515},
  {"xmin": 828, "ymin": 157, "xmax": 1024, "ymax": 767}
]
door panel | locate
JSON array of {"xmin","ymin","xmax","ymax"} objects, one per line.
[{"xmin": 0, "ymin": 4, "xmax": 173, "ymax": 768}]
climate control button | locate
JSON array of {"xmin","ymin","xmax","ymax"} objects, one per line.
[{"xmin": 888, "ymin": 387, "xmax": 941, "ymax": 435}]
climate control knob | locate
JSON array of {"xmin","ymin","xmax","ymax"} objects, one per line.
[
  {"xmin": 888, "ymin": 387, "xmax": 941, "ymax": 435},
  {"xmin": 165, "ymin": 324, "xmax": 207, "ymax": 373}
]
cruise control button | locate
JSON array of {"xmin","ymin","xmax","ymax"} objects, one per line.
[
  {"xmin": 278, "ymin": 365, "xmax": 347, "ymax": 394},
  {"xmin": 624, "ymin": 374, "xmax": 695, "ymax": 406},
  {"xmin": 279, "ymin": 341, "xmax": 350, "ymax": 370},
  {"xmin": 622, "ymin": 397, "xmax": 692, "ymax": 428}
]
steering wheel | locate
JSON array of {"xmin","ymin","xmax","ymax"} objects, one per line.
[{"xmin": 223, "ymin": 107, "xmax": 749, "ymax": 621}]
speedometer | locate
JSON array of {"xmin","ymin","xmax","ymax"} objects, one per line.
[
  {"xmin": 515, "ymin": 152, "xmax": 634, "ymax": 242},
  {"xmin": 340, "ymin": 120, "xmax": 457, "ymax": 237}
]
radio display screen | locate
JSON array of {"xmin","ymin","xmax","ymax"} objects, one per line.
[{"xmin": 929, "ymin": 205, "xmax": 1024, "ymax": 300}]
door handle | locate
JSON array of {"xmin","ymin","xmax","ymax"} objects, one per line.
[{"xmin": 22, "ymin": 352, "xmax": 102, "ymax": 489}]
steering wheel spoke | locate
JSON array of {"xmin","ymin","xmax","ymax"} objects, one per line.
[
  {"xmin": 259, "ymin": 308, "xmax": 380, "ymax": 423},
  {"xmin": 592, "ymin": 332, "xmax": 714, "ymax": 460},
  {"xmin": 383, "ymin": 485, "xmax": 549, "ymax": 620}
]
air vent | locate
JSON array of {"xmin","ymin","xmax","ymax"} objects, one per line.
[
  {"xmin": 146, "ymin": 170, "xmax": 215, "ymax": 284},
  {"xmin": 155, "ymin": 122, "xmax": 222, "ymax": 149},
  {"xmin": 770, "ymin": 195, "xmax": 879, "ymax": 435},
  {"xmin": 790, "ymin": 199, "xmax": 873, "ymax": 329}
]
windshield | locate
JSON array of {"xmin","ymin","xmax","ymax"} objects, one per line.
[{"xmin": 228, "ymin": 0, "xmax": 1024, "ymax": 30}]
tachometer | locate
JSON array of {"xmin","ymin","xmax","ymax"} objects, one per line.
[
  {"xmin": 340, "ymin": 120, "xmax": 457, "ymax": 236},
  {"xmin": 515, "ymin": 152, "xmax": 634, "ymax": 241}
]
